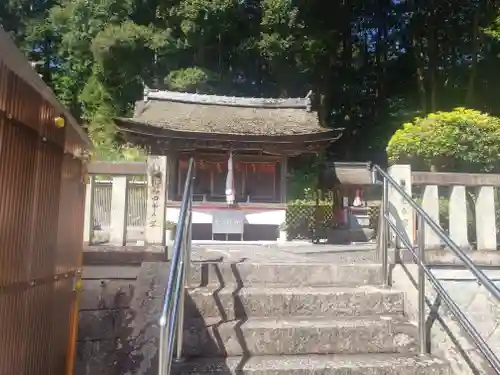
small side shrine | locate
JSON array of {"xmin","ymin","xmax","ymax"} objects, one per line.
[{"xmin": 114, "ymin": 88, "xmax": 343, "ymax": 241}]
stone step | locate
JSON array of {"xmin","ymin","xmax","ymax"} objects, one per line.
[
  {"xmin": 182, "ymin": 316, "xmax": 417, "ymax": 356},
  {"xmin": 172, "ymin": 354, "xmax": 450, "ymax": 375},
  {"xmin": 186, "ymin": 285, "xmax": 404, "ymax": 320},
  {"xmin": 189, "ymin": 262, "xmax": 383, "ymax": 287}
]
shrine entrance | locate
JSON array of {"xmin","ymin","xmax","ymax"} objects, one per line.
[{"xmin": 114, "ymin": 89, "xmax": 343, "ymax": 242}]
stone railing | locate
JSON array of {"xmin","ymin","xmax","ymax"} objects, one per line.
[
  {"xmin": 84, "ymin": 157, "xmax": 169, "ymax": 246},
  {"xmin": 88, "ymin": 160, "xmax": 494, "ymax": 247},
  {"xmin": 388, "ymin": 165, "xmax": 500, "ymax": 251}
]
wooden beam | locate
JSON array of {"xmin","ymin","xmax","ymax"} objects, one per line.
[{"xmin": 178, "ymin": 152, "xmax": 282, "ymax": 162}]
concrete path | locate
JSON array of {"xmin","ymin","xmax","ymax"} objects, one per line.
[{"xmin": 191, "ymin": 242, "xmax": 379, "ymax": 263}]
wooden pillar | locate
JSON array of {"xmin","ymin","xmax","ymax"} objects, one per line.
[
  {"xmin": 280, "ymin": 155, "xmax": 288, "ymax": 203},
  {"xmin": 167, "ymin": 153, "xmax": 178, "ymax": 199},
  {"xmin": 277, "ymin": 155, "xmax": 288, "ymax": 242}
]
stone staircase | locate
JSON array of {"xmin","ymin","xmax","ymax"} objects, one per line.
[{"xmin": 162, "ymin": 262, "xmax": 450, "ymax": 375}]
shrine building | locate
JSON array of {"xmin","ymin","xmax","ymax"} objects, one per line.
[{"xmin": 114, "ymin": 88, "xmax": 343, "ymax": 241}]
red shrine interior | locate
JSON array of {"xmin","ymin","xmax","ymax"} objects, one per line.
[{"xmin": 174, "ymin": 153, "xmax": 285, "ymax": 204}]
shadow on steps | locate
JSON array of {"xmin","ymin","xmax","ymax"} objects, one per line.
[{"xmin": 113, "ymin": 261, "xmax": 251, "ymax": 375}]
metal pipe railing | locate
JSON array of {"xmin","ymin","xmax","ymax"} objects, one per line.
[
  {"xmin": 158, "ymin": 158, "xmax": 195, "ymax": 375},
  {"xmin": 372, "ymin": 164, "xmax": 500, "ymax": 373}
]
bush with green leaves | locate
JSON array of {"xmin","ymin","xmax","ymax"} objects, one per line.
[
  {"xmin": 165, "ymin": 67, "xmax": 216, "ymax": 93},
  {"xmin": 387, "ymin": 108, "xmax": 500, "ymax": 172}
]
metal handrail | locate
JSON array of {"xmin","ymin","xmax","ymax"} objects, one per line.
[
  {"xmin": 158, "ymin": 158, "xmax": 195, "ymax": 375},
  {"xmin": 372, "ymin": 164, "xmax": 500, "ymax": 373}
]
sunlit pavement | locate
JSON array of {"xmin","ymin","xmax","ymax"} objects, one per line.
[{"xmin": 191, "ymin": 242, "xmax": 378, "ymax": 263}]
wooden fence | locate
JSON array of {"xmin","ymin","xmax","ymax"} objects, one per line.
[{"xmin": 0, "ymin": 27, "xmax": 91, "ymax": 375}]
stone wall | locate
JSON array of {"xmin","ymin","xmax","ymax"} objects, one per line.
[
  {"xmin": 392, "ymin": 255, "xmax": 500, "ymax": 375},
  {"xmin": 75, "ymin": 265, "xmax": 139, "ymax": 375},
  {"xmin": 75, "ymin": 245, "xmax": 167, "ymax": 375}
]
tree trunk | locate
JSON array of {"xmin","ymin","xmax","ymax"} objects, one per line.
[
  {"xmin": 411, "ymin": 0, "xmax": 427, "ymax": 113},
  {"xmin": 317, "ymin": 89, "xmax": 330, "ymax": 127},
  {"xmin": 412, "ymin": 38, "xmax": 427, "ymax": 113},
  {"xmin": 427, "ymin": 0, "xmax": 438, "ymax": 111},
  {"xmin": 466, "ymin": 5, "xmax": 481, "ymax": 107}
]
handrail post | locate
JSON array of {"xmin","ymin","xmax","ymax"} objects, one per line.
[
  {"xmin": 158, "ymin": 158, "xmax": 195, "ymax": 375},
  {"xmin": 186, "ymin": 197, "xmax": 193, "ymax": 271},
  {"xmin": 174, "ymin": 242, "xmax": 187, "ymax": 363},
  {"xmin": 174, "ymin": 183, "xmax": 192, "ymax": 363},
  {"xmin": 381, "ymin": 177, "xmax": 389, "ymax": 286},
  {"xmin": 417, "ymin": 213, "xmax": 427, "ymax": 354},
  {"xmin": 371, "ymin": 164, "xmax": 500, "ymax": 371},
  {"xmin": 159, "ymin": 323, "xmax": 167, "ymax": 375}
]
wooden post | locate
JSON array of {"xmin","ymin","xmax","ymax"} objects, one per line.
[
  {"xmin": 278, "ymin": 155, "xmax": 288, "ymax": 242},
  {"xmin": 65, "ymin": 252, "xmax": 83, "ymax": 375},
  {"xmin": 280, "ymin": 155, "xmax": 288, "ymax": 203}
]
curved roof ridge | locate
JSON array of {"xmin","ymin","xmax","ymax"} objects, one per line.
[{"xmin": 144, "ymin": 87, "xmax": 312, "ymax": 109}]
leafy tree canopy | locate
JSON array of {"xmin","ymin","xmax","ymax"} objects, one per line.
[
  {"xmin": 387, "ymin": 108, "xmax": 500, "ymax": 172},
  {"xmin": 3, "ymin": 0, "xmax": 500, "ymax": 163}
]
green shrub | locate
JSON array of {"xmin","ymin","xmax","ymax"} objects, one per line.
[{"xmin": 387, "ymin": 108, "xmax": 500, "ymax": 172}]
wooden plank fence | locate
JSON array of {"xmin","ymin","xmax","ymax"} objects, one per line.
[{"xmin": 0, "ymin": 26, "xmax": 91, "ymax": 375}]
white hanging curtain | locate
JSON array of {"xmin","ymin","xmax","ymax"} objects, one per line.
[{"xmin": 225, "ymin": 152, "xmax": 235, "ymax": 205}]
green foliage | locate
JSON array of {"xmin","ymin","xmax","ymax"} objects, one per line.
[
  {"xmin": 287, "ymin": 169, "xmax": 318, "ymax": 201},
  {"xmin": 165, "ymin": 67, "xmax": 216, "ymax": 93},
  {"xmin": 286, "ymin": 155, "xmax": 327, "ymax": 201},
  {"xmin": 484, "ymin": 14, "xmax": 500, "ymax": 40},
  {"xmin": 177, "ymin": 0, "xmax": 240, "ymax": 38},
  {"xmin": 387, "ymin": 108, "xmax": 500, "ymax": 172},
  {"xmin": 4, "ymin": 0, "xmax": 500, "ymax": 163},
  {"xmin": 80, "ymin": 72, "xmax": 146, "ymax": 161}
]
